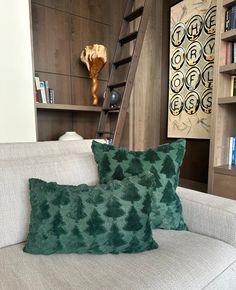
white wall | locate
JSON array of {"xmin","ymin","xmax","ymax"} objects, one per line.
[{"xmin": 0, "ymin": 0, "xmax": 36, "ymax": 143}]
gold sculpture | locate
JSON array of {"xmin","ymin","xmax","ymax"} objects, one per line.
[{"xmin": 80, "ymin": 44, "xmax": 107, "ymax": 106}]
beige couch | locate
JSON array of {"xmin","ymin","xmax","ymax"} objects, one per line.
[{"xmin": 0, "ymin": 140, "xmax": 235, "ymax": 290}]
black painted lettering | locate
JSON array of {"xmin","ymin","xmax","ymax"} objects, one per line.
[
  {"xmin": 190, "ymin": 21, "xmax": 199, "ymax": 36},
  {"xmin": 190, "ymin": 48, "xmax": 197, "ymax": 59},
  {"xmin": 174, "ymin": 54, "xmax": 181, "ymax": 64}
]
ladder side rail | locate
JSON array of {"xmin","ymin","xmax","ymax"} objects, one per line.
[
  {"xmin": 113, "ymin": 0, "xmax": 153, "ymax": 146},
  {"xmin": 96, "ymin": 0, "xmax": 135, "ymax": 135}
]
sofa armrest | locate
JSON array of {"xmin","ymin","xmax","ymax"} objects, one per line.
[{"xmin": 177, "ymin": 187, "xmax": 236, "ymax": 248}]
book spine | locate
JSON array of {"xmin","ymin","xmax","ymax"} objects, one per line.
[
  {"xmin": 225, "ymin": 43, "xmax": 233, "ymax": 64},
  {"xmin": 34, "ymin": 76, "xmax": 41, "ymax": 90},
  {"xmin": 37, "ymin": 89, "xmax": 43, "ymax": 103},
  {"xmin": 234, "ymin": 42, "xmax": 236, "ymax": 63},
  {"xmin": 44, "ymin": 80, "xmax": 50, "ymax": 103},
  {"xmin": 225, "ymin": 9, "xmax": 230, "ymax": 31},
  {"xmin": 231, "ymin": 6, "xmax": 236, "ymax": 29},
  {"xmin": 229, "ymin": 137, "xmax": 233, "ymax": 164},
  {"xmin": 231, "ymin": 42, "xmax": 234, "ymax": 63},
  {"xmin": 49, "ymin": 88, "xmax": 55, "ymax": 104},
  {"xmin": 232, "ymin": 137, "xmax": 236, "ymax": 165},
  {"xmin": 233, "ymin": 77, "xmax": 236, "ymax": 96},
  {"xmin": 230, "ymin": 76, "xmax": 236, "ymax": 96},
  {"xmin": 39, "ymin": 81, "xmax": 47, "ymax": 103}
]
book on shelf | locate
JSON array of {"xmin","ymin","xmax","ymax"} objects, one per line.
[
  {"xmin": 43, "ymin": 80, "xmax": 50, "ymax": 103},
  {"xmin": 225, "ymin": 5, "xmax": 236, "ymax": 31},
  {"xmin": 34, "ymin": 75, "xmax": 55, "ymax": 104},
  {"xmin": 39, "ymin": 81, "xmax": 47, "ymax": 103},
  {"xmin": 229, "ymin": 136, "xmax": 236, "ymax": 165},
  {"xmin": 49, "ymin": 88, "xmax": 55, "ymax": 104},
  {"xmin": 225, "ymin": 9, "xmax": 230, "ymax": 31},
  {"xmin": 225, "ymin": 42, "xmax": 236, "ymax": 64},
  {"xmin": 230, "ymin": 76, "xmax": 236, "ymax": 96}
]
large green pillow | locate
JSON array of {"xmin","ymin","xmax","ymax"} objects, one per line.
[
  {"xmin": 24, "ymin": 174, "xmax": 158, "ymax": 255},
  {"xmin": 91, "ymin": 139, "xmax": 187, "ymax": 230}
]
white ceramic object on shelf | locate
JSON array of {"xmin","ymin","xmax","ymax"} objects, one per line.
[{"xmin": 58, "ymin": 131, "xmax": 83, "ymax": 141}]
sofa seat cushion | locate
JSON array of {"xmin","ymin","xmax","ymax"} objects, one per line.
[{"xmin": 1, "ymin": 230, "xmax": 235, "ymax": 290}]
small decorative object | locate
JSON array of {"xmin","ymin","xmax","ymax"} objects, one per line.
[
  {"xmin": 58, "ymin": 131, "xmax": 83, "ymax": 141},
  {"xmin": 110, "ymin": 90, "xmax": 121, "ymax": 107},
  {"xmin": 80, "ymin": 44, "xmax": 107, "ymax": 106}
]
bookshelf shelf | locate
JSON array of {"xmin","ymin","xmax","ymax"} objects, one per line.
[
  {"xmin": 219, "ymin": 63, "xmax": 236, "ymax": 74},
  {"xmin": 209, "ymin": 0, "xmax": 236, "ymax": 199},
  {"xmin": 36, "ymin": 103, "xmax": 102, "ymax": 112},
  {"xmin": 218, "ymin": 96, "xmax": 236, "ymax": 104},
  {"xmin": 214, "ymin": 164, "xmax": 236, "ymax": 176},
  {"xmin": 221, "ymin": 29, "xmax": 236, "ymax": 41},
  {"xmin": 223, "ymin": 0, "xmax": 236, "ymax": 8}
]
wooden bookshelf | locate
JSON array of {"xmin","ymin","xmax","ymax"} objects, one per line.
[
  {"xmin": 30, "ymin": 1, "xmax": 125, "ymax": 141},
  {"xmin": 214, "ymin": 164, "xmax": 236, "ymax": 176},
  {"xmin": 36, "ymin": 103, "xmax": 102, "ymax": 112},
  {"xmin": 218, "ymin": 96, "xmax": 236, "ymax": 104},
  {"xmin": 219, "ymin": 63, "xmax": 236, "ymax": 74},
  {"xmin": 208, "ymin": 0, "xmax": 236, "ymax": 199},
  {"xmin": 223, "ymin": 0, "xmax": 236, "ymax": 8},
  {"xmin": 221, "ymin": 28, "xmax": 236, "ymax": 41}
]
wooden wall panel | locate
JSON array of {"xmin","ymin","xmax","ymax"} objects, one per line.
[
  {"xmin": 72, "ymin": 112, "xmax": 100, "ymax": 139},
  {"xmin": 130, "ymin": 0, "xmax": 161, "ymax": 150},
  {"xmin": 70, "ymin": 15, "xmax": 109, "ymax": 79},
  {"xmin": 160, "ymin": 0, "xmax": 209, "ymax": 191},
  {"xmin": 36, "ymin": 72, "xmax": 71, "ymax": 104},
  {"xmin": 31, "ymin": 0, "xmax": 129, "ymax": 142},
  {"xmin": 213, "ymin": 173, "xmax": 236, "ymax": 200},
  {"xmin": 32, "ymin": 4, "xmax": 71, "ymax": 74},
  {"xmin": 71, "ymin": 0, "xmax": 111, "ymax": 24},
  {"xmin": 128, "ymin": 0, "xmax": 209, "ymax": 190},
  {"xmin": 37, "ymin": 110, "xmax": 73, "ymax": 141},
  {"xmin": 72, "ymin": 77, "xmax": 107, "ymax": 106},
  {"xmin": 32, "ymin": 0, "xmax": 70, "ymax": 12}
]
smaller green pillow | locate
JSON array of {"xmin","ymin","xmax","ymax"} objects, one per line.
[
  {"xmin": 91, "ymin": 139, "xmax": 188, "ymax": 231},
  {"xmin": 24, "ymin": 173, "xmax": 158, "ymax": 255}
]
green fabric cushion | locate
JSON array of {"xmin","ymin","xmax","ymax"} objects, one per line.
[
  {"xmin": 24, "ymin": 174, "xmax": 158, "ymax": 255},
  {"xmin": 91, "ymin": 139, "xmax": 187, "ymax": 230}
]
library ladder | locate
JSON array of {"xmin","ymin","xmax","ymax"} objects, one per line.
[{"xmin": 96, "ymin": 0, "xmax": 153, "ymax": 146}]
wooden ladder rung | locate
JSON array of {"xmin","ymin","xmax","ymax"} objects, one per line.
[
  {"xmin": 119, "ymin": 31, "xmax": 138, "ymax": 45},
  {"xmin": 103, "ymin": 107, "xmax": 120, "ymax": 112},
  {"xmin": 96, "ymin": 131, "xmax": 114, "ymax": 136},
  {"xmin": 113, "ymin": 56, "xmax": 132, "ymax": 68},
  {"xmin": 124, "ymin": 6, "xmax": 144, "ymax": 22},
  {"xmin": 108, "ymin": 82, "xmax": 126, "ymax": 90}
]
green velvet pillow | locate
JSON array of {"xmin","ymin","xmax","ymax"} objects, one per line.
[
  {"xmin": 24, "ymin": 173, "xmax": 158, "ymax": 255},
  {"xmin": 91, "ymin": 139, "xmax": 187, "ymax": 230}
]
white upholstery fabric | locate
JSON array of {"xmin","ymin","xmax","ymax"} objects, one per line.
[
  {"xmin": 0, "ymin": 139, "xmax": 104, "ymax": 161},
  {"xmin": 0, "ymin": 153, "xmax": 98, "ymax": 249},
  {"xmin": 177, "ymin": 187, "xmax": 236, "ymax": 248},
  {"xmin": 0, "ymin": 230, "xmax": 235, "ymax": 290},
  {"xmin": 204, "ymin": 261, "xmax": 236, "ymax": 290}
]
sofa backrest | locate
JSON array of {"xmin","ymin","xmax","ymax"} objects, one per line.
[
  {"xmin": 0, "ymin": 140, "xmax": 101, "ymax": 249},
  {"xmin": 0, "ymin": 139, "xmax": 97, "ymax": 160}
]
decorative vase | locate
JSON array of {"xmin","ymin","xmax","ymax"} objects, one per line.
[
  {"xmin": 80, "ymin": 44, "xmax": 107, "ymax": 106},
  {"xmin": 58, "ymin": 131, "xmax": 83, "ymax": 141}
]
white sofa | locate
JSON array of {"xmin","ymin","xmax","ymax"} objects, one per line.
[{"xmin": 0, "ymin": 140, "xmax": 235, "ymax": 290}]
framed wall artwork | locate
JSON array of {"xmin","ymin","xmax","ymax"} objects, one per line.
[{"xmin": 168, "ymin": 0, "xmax": 216, "ymax": 139}]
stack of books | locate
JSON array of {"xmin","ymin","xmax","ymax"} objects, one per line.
[
  {"xmin": 225, "ymin": 42, "xmax": 236, "ymax": 64},
  {"xmin": 229, "ymin": 136, "xmax": 236, "ymax": 165},
  {"xmin": 34, "ymin": 76, "xmax": 55, "ymax": 104}
]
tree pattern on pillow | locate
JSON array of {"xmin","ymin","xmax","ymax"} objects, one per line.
[
  {"xmin": 92, "ymin": 139, "xmax": 188, "ymax": 230},
  {"xmin": 24, "ymin": 174, "xmax": 158, "ymax": 255}
]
